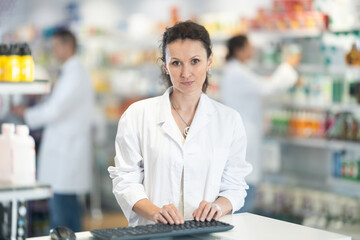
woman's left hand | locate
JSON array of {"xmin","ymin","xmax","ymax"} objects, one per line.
[{"xmin": 192, "ymin": 200, "xmax": 222, "ymax": 222}]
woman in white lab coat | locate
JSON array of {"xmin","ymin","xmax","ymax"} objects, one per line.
[
  {"xmin": 221, "ymin": 35, "xmax": 301, "ymax": 212},
  {"xmin": 108, "ymin": 21, "xmax": 252, "ymax": 227}
]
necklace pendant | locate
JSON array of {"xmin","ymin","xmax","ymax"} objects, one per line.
[{"xmin": 184, "ymin": 126, "xmax": 190, "ymax": 137}]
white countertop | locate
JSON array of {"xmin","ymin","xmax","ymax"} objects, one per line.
[{"xmin": 27, "ymin": 213, "xmax": 351, "ymax": 240}]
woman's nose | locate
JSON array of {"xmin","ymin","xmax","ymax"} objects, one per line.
[{"xmin": 181, "ymin": 64, "xmax": 191, "ymax": 79}]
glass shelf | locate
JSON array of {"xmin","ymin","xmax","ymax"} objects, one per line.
[
  {"xmin": 264, "ymin": 101, "xmax": 360, "ymax": 112},
  {"xmin": 249, "ymin": 29, "xmax": 323, "ymax": 38},
  {"xmin": 0, "ymin": 80, "xmax": 51, "ymax": 95},
  {"xmin": 263, "ymin": 172, "xmax": 360, "ymax": 199},
  {"xmin": 265, "ymin": 136, "xmax": 360, "ymax": 151}
]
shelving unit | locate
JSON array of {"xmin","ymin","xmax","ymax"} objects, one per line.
[
  {"xmin": 297, "ymin": 64, "xmax": 353, "ymax": 75},
  {"xmin": 265, "ymin": 137, "xmax": 360, "ymax": 151},
  {"xmin": 265, "ymin": 100, "xmax": 360, "ymax": 112},
  {"xmin": 257, "ymin": 24, "xmax": 360, "ymax": 217},
  {"xmin": 0, "ymin": 182, "xmax": 52, "ymax": 202},
  {"xmin": 249, "ymin": 29, "xmax": 323, "ymax": 39},
  {"xmin": 327, "ymin": 177, "xmax": 360, "ymax": 199},
  {"xmin": 0, "ymin": 182, "xmax": 52, "ymax": 240},
  {"xmin": 263, "ymin": 172, "xmax": 334, "ymax": 196},
  {"xmin": 0, "ymin": 79, "xmax": 52, "ymax": 239},
  {"xmin": 263, "ymin": 167, "xmax": 360, "ymax": 199},
  {"xmin": 0, "ymin": 80, "xmax": 51, "ymax": 95}
]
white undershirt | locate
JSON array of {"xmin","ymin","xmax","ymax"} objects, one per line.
[{"xmin": 176, "ymin": 127, "xmax": 185, "ymax": 217}]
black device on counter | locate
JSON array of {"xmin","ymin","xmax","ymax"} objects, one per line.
[
  {"xmin": 49, "ymin": 226, "xmax": 76, "ymax": 240},
  {"xmin": 90, "ymin": 220, "xmax": 234, "ymax": 240}
]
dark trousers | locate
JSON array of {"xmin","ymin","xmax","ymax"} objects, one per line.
[{"xmin": 49, "ymin": 193, "xmax": 82, "ymax": 232}]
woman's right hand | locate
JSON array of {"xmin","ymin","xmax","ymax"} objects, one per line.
[{"xmin": 153, "ymin": 204, "xmax": 184, "ymax": 225}]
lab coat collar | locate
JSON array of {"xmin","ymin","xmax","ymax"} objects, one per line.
[
  {"xmin": 158, "ymin": 87, "xmax": 173, "ymax": 124},
  {"xmin": 229, "ymin": 58, "xmax": 248, "ymax": 70},
  {"xmin": 61, "ymin": 55, "xmax": 79, "ymax": 72},
  {"xmin": 158, "ymin": 87, "xmax": 216, "ymax": 145}
]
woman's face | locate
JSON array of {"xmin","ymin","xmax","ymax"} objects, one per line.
[{"xmin": 164, "ymin": 39, "xmax": 212, "ymax": 95}]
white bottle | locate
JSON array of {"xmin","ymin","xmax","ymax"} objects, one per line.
[
  {"xmin": 0, "ymin": 123, "xmax": 15, "ymax": 182},
  {"xmin": 12, "ymin": 125, "xmax": 36, "ymax": 184}
]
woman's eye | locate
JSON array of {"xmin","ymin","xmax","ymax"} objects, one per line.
[
  {"xmin": 191, "ymin": 59, "xmax": 200, "ymax": 64},
  {"xmin": 171, "ymin": 61, "xmax": 181, "ymax": 66}
]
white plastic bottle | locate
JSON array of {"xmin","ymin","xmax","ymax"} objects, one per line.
[
  {"xmin": 0, "ymin": 123, "xmax": 15, "ymax": 182},
  {"xmin": 12, "ymin": 125, "xmax": 36, "ymax": 184}
]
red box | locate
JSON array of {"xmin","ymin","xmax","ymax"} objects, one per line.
[{"xmin": 273, "ymin": 0, "xmax": 313, "ymax": 13}]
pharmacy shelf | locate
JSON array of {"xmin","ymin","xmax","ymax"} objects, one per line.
[
  {"xmin": 263, "ymin": 172, "xmax": 331, "ymax": 192},
  {"xmin": 297, "ymin": 64, "xmax": 352, "ymax": 75},
  {"xmin": 0, "ymin": 182, "xmax": 52, "ymax": 240},
  {"xmin": 266, "ymin": 136, "xmax": 360, "ymax": 151},
  {"xmin": 0, "ymin": 182, "xmax": 52, "ymax": 202},
  {"xmin": 249, "ymin": 28, "xmax": 360, "ymax": 39},
  {"xmin": 256, "ymin": 64, "xmax": 352, "ymax": 75},
  {"xmin": 214, "ymin": 28, "xmax": 359, "ymax": 43},
  {"xmin": 257, "ymin": 64, "xmax": 358, "ymax": 75},
  {"xmin": 0, "ymin": 80, "xmax": 51, "ymax": 95},
  {"xmin": 327, "ymin": 177, "xmax": 360, "ymax": 198},
  {"xmin": 264, "ymin": 101, "xmax": 360, "ymax": 112},
  {"xmin": 249, "ymin": 29, "xmax": 323, "ymax": 39},
  {"xmin": 263, "ymin": 173, "xmax": 360, "ymax": 199},
  {"xmin": 309, "ymin": 65, "xmax": 360, "ymax": 75}
]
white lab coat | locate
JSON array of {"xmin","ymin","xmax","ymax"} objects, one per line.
[
  {"xmin": 221, "ymin": 59, "xmax": 298, "ymax": 185},
  {"xmin": 24, "ymin": 56, "xmax": 94, "ymax": 194},
  {"xmin": 108, "ymin": 87, "xmax": 252, "ymax": 226}
]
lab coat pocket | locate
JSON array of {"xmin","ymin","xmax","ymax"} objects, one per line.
[
  {"xmin": 206, "ymin": 147, "xmax": 229, "ymax": 200},
  {"xmin": 213, "ymin": 147, "xmax": 229, "ymax": 170}
]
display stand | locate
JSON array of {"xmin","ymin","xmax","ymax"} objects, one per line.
[{"xmin": 0, "ymin": 182, "xmax": 52, "ymax": 240}]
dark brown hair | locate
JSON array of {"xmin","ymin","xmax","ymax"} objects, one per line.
[
  {"xmin": 160, "ymin": 21, "xmax": 212, "ymax": 92},
  {"xmin": 225, "ymin": 35, "xmax": 248, "ymax": 61},
  {"xmin": 53, "ymin": 28, "xmax": 77, "ymax": 52}
]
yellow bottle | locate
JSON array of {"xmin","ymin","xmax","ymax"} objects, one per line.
[
  {"xmin": 0, "ymin": 44, "xmax": 8, "ymax": 81},
  {"xmin": 19, "ymin": 43, "xmax": 34, "ymax": 82},
  {"xmin": 4, "ymin": 44, "xmax": 21, "ymax": 82}
]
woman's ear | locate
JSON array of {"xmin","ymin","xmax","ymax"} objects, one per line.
[
  {"xmin": 207, "ymin": 53, "xmax": 213, "ymax": 71},
  {"xmin": 162, "ymin": 64, "xmax": 169, "ymax": 75}
]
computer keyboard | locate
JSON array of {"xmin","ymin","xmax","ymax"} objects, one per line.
[{"xmin": 90, "ymin": 220, "xmax": 234, "ymax": 240}]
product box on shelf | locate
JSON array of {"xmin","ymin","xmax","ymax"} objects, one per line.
[
  {"xmin": 332, "ymin": 150, "xmax": 360, "ymax": 181},
  {"xmin": 273, "ymin": 0, "xmax": 313, "ymax": 13},
  {"xmin": 247, "ymin": 0, "xmax": 328, "ymax": 31},
  {"xmin": 266, "ymin": 108, "xmax": 360, "ymax": 142}
]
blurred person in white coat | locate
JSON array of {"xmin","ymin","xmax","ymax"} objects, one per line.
[
  {"xmin": 12, "ymin": 29, "xmax": 94, "ymax": 231},
  {"xmin": 221, "ymin": 35, "xmax": 301, "ymax": 213}
]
